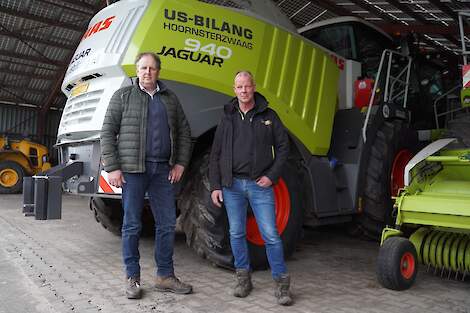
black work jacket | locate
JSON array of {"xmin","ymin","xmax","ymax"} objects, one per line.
[{"xmin": 209, "ymin": 92, "xmax": 289, "ymax": 191}]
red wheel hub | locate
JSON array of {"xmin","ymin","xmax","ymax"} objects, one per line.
[
  {"xmin": 390, "ymin": 149, "xmax": 413, "ymax": 196},
  {"xmin": 400, "ymin": 251, "xmax": 415, "ymax": 279},
  {"xmin": 246, "ymin": 178, "xmax": 291, "ymax": 246}
]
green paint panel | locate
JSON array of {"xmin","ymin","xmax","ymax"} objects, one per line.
[
  {"xmin": 380, "ymin": 227, "xmax": 402, "ymax": 245},
  {"xmin": 122, "ymin": 0, "xmax": 339, "ymax": 155},
  {"xmin": 401, "ymin": 211, "xmax": 470, "ymax": 230},
  {"xmin": 278, "ymin": 36, "xmax": 300, "ymax": 105},
  {"xmin": 461, "ymin": 87, "xmax": 470, "ymax": 108},
  {"xmin": 290, "ymin": 42, "xmax": 313, "ymax": 114}
]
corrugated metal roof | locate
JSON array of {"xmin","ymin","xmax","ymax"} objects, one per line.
[{"xmin": 0, "ymin": 0, "xmax": 103, "ymax": 112}]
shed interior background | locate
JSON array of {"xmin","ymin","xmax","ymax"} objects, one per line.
[{"xmin": 0, "ymin": 0, "xmax": 468, "ymax": 162}]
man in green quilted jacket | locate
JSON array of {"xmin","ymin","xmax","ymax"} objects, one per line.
[{"xmin": 100, "ymin": 52, "xmax": 192, "ymax": 299}]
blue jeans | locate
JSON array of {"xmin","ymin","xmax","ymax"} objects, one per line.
[
  {"xmin": 223, "ymin": 178, "xmax": 287, "ymax": 279},
  {"xmin": 121, "ymin": 162, "xmax": 176, "ymax": 279}
]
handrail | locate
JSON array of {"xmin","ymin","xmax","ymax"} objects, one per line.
[
  {"xmin": 433, "ymin": 84, "xmax": 462, "ymax": 129},
  {"xmin": 362, "ymin": 49, "xmax": 412, "ymax": 142}
]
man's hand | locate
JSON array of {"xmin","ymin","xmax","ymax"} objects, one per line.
[
  {"xmin": 169, "ymin": 164, "xmax": 185, "ymax": 184},
  {"xmin": 108, "ymin": 169, "xmax": 125, "ymax": 187},
  {"xmin": 211, "ymin": 190, "xmax": 224, "ymax": 207},
  {"xmin": 256, "ymin": 176, "xmax": 272, "ymax": 188}
]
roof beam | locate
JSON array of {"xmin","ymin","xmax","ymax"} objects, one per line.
[
  {"xmin": 386, "ymin": 0, "xmax": 426, "ymax": 22},
  {"xmin": 0, "ymin": 50, "xmax": 67, "ymax": 67},
  {"xmin": 57, "ymin": 0, "xmax": 100, "ymax": 12},
  {"xmin": 427, "ymin": 0, "xmax": 458, "ymax": 22},
  {"xmin": 2, "ymin": 85, "xmax": 49, "ymax": 95},
  {"xmin": 0, "ymin": 30, "xmax": 75, "ymax": 50},
  {"xmin": 377, "ymin": 22, "xmax": 469, "ymax": 36},
  {"xmin": 35, "ymin": 0, "xmax": 95, "ymax": 15},
  {"xmin": 386, "ymin": 0, "xmax": 460, "ymax": 47},
  {"xmin": 0, "ymin": 99, "xmax": 40, "ymax": 108},
  {"xmin": 310, "ymin": 0, "xmax": 351, "ymax": 16},
  {"xmin": 348, "ymin": 0, "xmax": 399, "ymax": 22},
  {"xmin": 420, "ymin": 36, "xmax": 458, "ymax": 56},
  {"xmin": 0, "ymin": 6, "xmax": 87, "ymax": 33},
  {"xmin": 344, "ymin": 0, "xmax": 458, "ymax": 54},
  {"xmin": 450, "ymin": 0, "xmax": 470, "ymax": 11},
  {"xmin": 0, "ymin": 68, "xmax": 55, "ymax": 80},
  {"xmin": 0, "ymin": 86, "xmax": 32, "ymax": 104},
  {"xmin": 0, "ymin": 57, "xmax": 58, "ymax": 71}
]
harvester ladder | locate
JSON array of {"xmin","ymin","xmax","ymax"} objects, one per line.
[{"xmin": 362, "ymin": 49, "xmax": 412, "ymax": 142}]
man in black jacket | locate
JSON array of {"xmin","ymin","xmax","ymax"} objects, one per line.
[{"xmin": 209, "ymin": 71, "xmax": 292, "ymax": 306}]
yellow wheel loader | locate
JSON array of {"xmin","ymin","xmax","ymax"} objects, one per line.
[{"xmin": 0, "ymin": 136, "xmax": 51, "ymax": 194}]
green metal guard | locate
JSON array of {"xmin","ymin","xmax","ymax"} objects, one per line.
[{"xmin": 377, "ymin": 142, "xmax": 470, "ymax": 290}]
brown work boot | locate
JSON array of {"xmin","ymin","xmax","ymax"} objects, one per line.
[
  {"xmin": 274, "ymin": 274, "xmax": 293, "ymax": 306},
  {"xmin": 126, "ymin": 277, "xmax": 142, "ymax": 299},
  {"xmin": 233, "ymin": 269, "xmax": 253, "ymax": 298},
  {"xmin": 155, "ymin": 275, "xmax": 193, "ymax": 294}
]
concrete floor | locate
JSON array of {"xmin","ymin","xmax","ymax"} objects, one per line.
[{"xmin": 0, "ymin": 194, "xmax": 469, "ymax": 313}]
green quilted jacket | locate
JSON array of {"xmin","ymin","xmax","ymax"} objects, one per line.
[{"xmin": 100, "ymin": 80, "xmax": 191, "ymax": 173}]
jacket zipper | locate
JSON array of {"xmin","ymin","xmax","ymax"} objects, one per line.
[
  {"xmin": 250, "ymin": 113, "xmax": 255, "ymax": 178},
  {"xmin": 141, "ymin": 93, "xmax": 148, "ymax": 172}
]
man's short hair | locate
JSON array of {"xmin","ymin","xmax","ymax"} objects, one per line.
[
  {"xmin": 135, "ymin": 52, "xmax": 161, "ymax": 69},
  {"xmin": 234, "ymin": 70, "xmax": 255, "ymax": 85}
]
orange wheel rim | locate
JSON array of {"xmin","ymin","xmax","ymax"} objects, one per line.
[
  {"xmin": 246, "ymin": 178, "xmax": 291, "ymax": 246},
  {"xmin": 400, "ymin": 252, "xmax": 415, "ymax": 279}
]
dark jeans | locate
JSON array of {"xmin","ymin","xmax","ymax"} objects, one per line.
[
  {"xmin": 121, "ymin": 162, "xmax": 176, "ymax": 278},
  {"xmin": 223, "ymin": 178, "xmax": 287, "ymax": 279}
]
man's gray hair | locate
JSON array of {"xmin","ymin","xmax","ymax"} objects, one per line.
[
  {"xmin": 135, "ymin": 52, "xmax": 161, "ymax": 69},
  {"xmin": 234, "ymin": 70, "xmax": 255, "ymax": 85}
]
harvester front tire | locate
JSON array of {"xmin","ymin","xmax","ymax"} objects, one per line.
[
  {"xmin": 355, "ymin": 120, "xmax": 418, "ymax": 239},
  {"xmin": 90, "ymin": 197, "xmax": 123, "ymax": 236},
  {"xmin": 90, "ymin": 197, "xmax": 155, "ymax": 237},
  {"xmin": 178, "ymin": 150, "xmax": 233, "ymax": 269},
  {"xmin": 0, "ymin": 161, "xmax": 24, "ymax": 194},
  {"xmin": 377, "ymin": 237, "xmax": 417, "ymax": 290}
]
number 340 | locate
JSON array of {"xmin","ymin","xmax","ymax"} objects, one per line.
[{"xmin": 184, "ymin": 38, "xmax": 232, "ymax": 59}]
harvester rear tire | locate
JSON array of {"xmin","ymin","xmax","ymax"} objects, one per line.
[
  {"xmin": 377, "ymin": 237, "xmax": 417, "ymax": 290},
  {"xmin": 0, "ymin": 161, "xmax": 24, "ymax": 194},
  {"xmin": 90, "ymin": 197, "xmax": 155, "ymax": 237},
  {"xmin": 354, "ymin": 120, "xmax": 418, "ymax": 239},
  {"xmin": 178, "ymin": 149, "xmax": 303, "ymax": 270}
]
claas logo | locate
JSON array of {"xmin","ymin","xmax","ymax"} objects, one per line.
[
  {"xmin": 330, "ymin": 54, "xmax": 345, "ymax": 71},
  {"xmin": 81, "ymin": 16, "xmax": 116, "ymax": 41}
]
